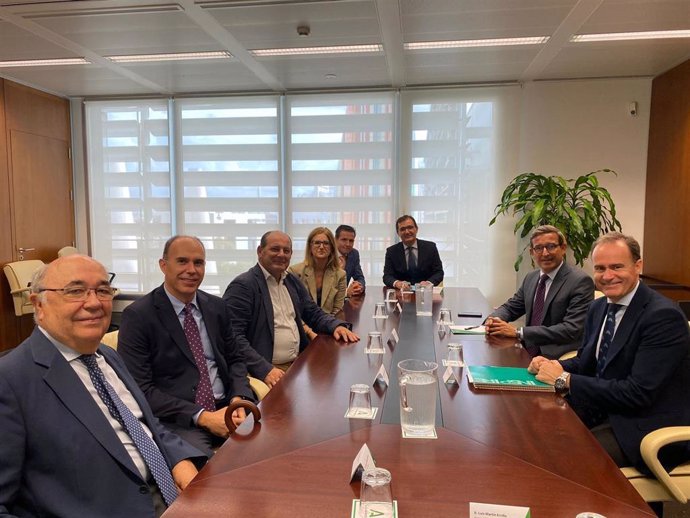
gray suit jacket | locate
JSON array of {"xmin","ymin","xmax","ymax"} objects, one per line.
[
  {"xmin": 489, "ymin": 262, "xmax": 594, "ymax": 358},
  {"xmin": 0, "ymin": 329, "xmax": 205, "ymax": 518}
]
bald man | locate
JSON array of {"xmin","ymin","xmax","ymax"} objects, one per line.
[{"xmin": 0, "ymin": 255, "xmax": 204, "ymax": 517}]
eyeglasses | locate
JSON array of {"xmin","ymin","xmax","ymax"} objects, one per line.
[
  {"xmin": 311, "ymin": 240, "xmax": 331, "ymax": 248},
  {"xmin": 531, "ymin": 243, "xmax": 561, "ymax": 253},
  {"xmin": 38, "ymin": 285, "xmax": 116, "ymax": 301}
]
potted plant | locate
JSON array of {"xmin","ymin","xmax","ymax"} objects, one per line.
[{"xmin": 490, "ymin": 169, "xmax": 622, "ymax": 271}]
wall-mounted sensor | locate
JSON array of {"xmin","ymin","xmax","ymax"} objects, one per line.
[{"xmin": 629, "ymin": 101, "xmax": 638, "ymax": 116}]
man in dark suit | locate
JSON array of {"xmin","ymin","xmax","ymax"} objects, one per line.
[
  {"xmin": 0, "ymin": 255, "xmax": 204, "ymax": 518},
  {"xmin": 223, "ymin": 230, "xmax": 359, "ymax": 386},
  {"xmin": 382, "ymin": 214, "xmax": 444, "ymax": 289},
  {"xmin": 531, "ymin": 232, "xmax": 690, "ymax": 471},
  {"xmin": 118, "ymin": 236, "xmax": 254, "ymax": 456},
  {"xmin": 485, "ymin": 225, "xmax": 594, "ymax": 358},
  {"xmin": 335, "ymin": 224, "xmax": 365, "ymax": 297}
]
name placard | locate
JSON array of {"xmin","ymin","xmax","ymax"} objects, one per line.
[{"xmin": 469, "ymin": 502, "xmax": 531, "ymax": 518}]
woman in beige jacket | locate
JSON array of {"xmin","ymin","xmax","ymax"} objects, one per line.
[{"xmin": 289, "ymin": 227, "xmax": 346, "ymax": 339}]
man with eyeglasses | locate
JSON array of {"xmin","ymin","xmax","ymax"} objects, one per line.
[
  {"xmin": 485, "ymin": 225, "xmax": 594, "ymax": 358},
  {"xmin": 117, "ymin": 236, "xmax": 255, "ymax": 457},
  {"xmin": 223, "ymin": 230, "xmax": 359, "ymax": 385},
  {"xmin": 383, "ymin": 215, "xmax": 444, "ymax": 290},
  {"xmin": 0, "ymin": 255, "xmax": 205, "ymax": 517}
]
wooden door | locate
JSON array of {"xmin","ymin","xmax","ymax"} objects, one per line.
[{"xmin": 9, "ymin": 130, "xmax": 74, "ymax": 262}]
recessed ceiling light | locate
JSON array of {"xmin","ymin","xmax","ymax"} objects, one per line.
[
  {"xmin": 251, "ymin": 44, "xmax": 383, "ymax": 57},
  {"xmin": 405, "ymin": 37, "xmax": 549, "ymax": 50},
  {"xmin": 108, "ymin": 51, "xmax": 232, "ymax": 63},
  {"xmin": 0, "ymin": 57, "xmax": 90, "ymax": 68},
  {"xmin": 571, "ymin": 30, "xmax": 690, "ymax": 42},
  {"xmin": 325, "ymin": 73, "xmax": 337, "ymax": 79}
]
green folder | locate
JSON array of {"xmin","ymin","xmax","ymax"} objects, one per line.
[{"xmin": 466, "ymin": 365, "xmax": 554, "ymax": 392}]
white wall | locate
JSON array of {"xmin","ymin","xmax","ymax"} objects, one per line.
[
  {"xmin": 485, "ymin": 77, "xmax": 652, "ymax": 308},
  {"xmin": 519, "ymin": 78, "xmax": 651, "ymax": 248}
]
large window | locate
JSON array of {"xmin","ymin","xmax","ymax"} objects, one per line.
[
  {"xmin": 85, "ymin": 87, "xmax": 518, "ymax": 297},
  {"xmin": 286, "ymin": 92, "xmax": 395, "ymax": 277}
]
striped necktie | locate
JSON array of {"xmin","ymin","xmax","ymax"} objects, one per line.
[
  {"xmin": 596, "ymin": 303, "xmax": 622, "ymax": 376},
  {"xmin": 79, "ymin": 354, "xmax": 178, "ymax": 506}
]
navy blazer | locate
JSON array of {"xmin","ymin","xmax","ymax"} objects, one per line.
[
  {"xmin": 118, "ymin": 286, "xmax": 254, "ymax": 428},
  {"xmin": 343, "ymin": 248, "xmax": 365, "ymax": 287},
  {"xmin": 562, "ymin": 282, "xmax": 690, "ymax": 471},
  {"xmin": 223, "ymin": 264, "xmax": 349, "ymax": 380},
  {"xmin": 0, "ymin": 329, "xmax": 204, "ymax": 518},
  {"xmin": 382, "ymin": 239, "xmax": 444, "ymax": 287},
  {"xmin": 489, "ymin": 262, "xmax": 594, "ymax": 358}
]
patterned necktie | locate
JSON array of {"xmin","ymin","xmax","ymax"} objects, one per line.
[
  {"xmin": 339, "ymin": 255, "xmax": 347, "ymax": 269},
  {"xmin": 79, "ymin": 354, "xmax": 178, "ymax": 506},
  {"xmin": 407, "ymin": 246, "xmax": 417, "ymax": 272},
  {"xmin": 596, "ymin": 303, "xmax": 622, "ymax": 376},
  {"xmin": 183, "ymin": 304, "xmax": 216, "ymax": 412},
  {"xmin": 529, "ymin": 274, "xmax": 549, "ymax": 327}
]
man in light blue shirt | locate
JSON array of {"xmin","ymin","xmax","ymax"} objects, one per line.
[{"xmin": 118, "ymin": 236, "xmax": 254, "ymax": 456}]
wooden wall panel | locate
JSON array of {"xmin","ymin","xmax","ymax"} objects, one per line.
[
  {"xmin": 0, "ymin": 80, "xmax": 73, "ymax": 351},
  {"xmin": 4, "ymin": 81, "xmax": 70, "ymax": 142},
  {"xmin": 0, "ymin": 79, "xmax": 21, "ymax": 349},
  {"xmin": 643, "ymin": 59, "xmax": 690, "ymax": 286}
]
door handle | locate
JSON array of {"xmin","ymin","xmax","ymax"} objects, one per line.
[{"xmin": 17, "ymin": 247, "xmax": 36, "ymax": 261}]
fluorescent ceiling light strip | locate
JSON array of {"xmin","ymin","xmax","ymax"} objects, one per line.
[
  {"xmin": 571, "ymin": 30, "xmax": 690, "ymax": 42},
  {"xmin": 108, "ymin": 51, "xmax": 232, "ymax": 63},
  {"xmin": 405, "ymin": 37, "xmax": 549, "ymax": 50},
  {"xmin": 251, "ymin": 44, "xmax": 383, "ymax": 57},
  {"xmin": 0, "ymin": 57, "xmax": 90, "ymax": 67}
]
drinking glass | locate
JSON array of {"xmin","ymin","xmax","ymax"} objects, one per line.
[
  {"xmin": 438, "ymin": 307, "xmax": 453, "ymax": 325},
  {"xmin": 360, "ymin": 468, "xmax": 393, "ymax": 517},
  {"xmin": 385, "ymin": 288, "xmax": 397, "ymax": 303},
  {"xmin": 373, "ymin": 302, "xmax": 388, "ymax": 319},
  {"xmin": 366, "ymin": 331, "xmax": 385, "ymax": 354},
  {"xmin": 446, "ymin": 342, "xmax": 463, "ymax": 366},
  {"xmin": 347, "ymin": 384, "xmax": 373, "ymax": 418}
]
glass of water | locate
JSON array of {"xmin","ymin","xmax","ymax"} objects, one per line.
[{"xmin": 360, "ymin": 468, "xmax": 393, "ymax": 517}]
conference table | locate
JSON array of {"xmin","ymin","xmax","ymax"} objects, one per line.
[{"xmin": 166, "ymin": 288, "xmax": 655, "ymax": 517}]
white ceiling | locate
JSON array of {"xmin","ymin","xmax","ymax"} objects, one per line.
[{"xmin": 0, "ymin": 0, "xmax": 688, "ymax": 98}]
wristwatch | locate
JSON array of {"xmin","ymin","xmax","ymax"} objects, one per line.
[{"xmin": 554, "ymin": 372, "xmax": 570, "ymax": 393}]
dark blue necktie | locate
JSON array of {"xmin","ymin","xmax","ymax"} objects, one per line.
[
  {"xmin": 407, "ymin": 246, "xmax": 417, "ymax": 273},
  {"xmin": 79, "ymin": 354, "xmax": 178, "ymax": 506},
  {"xmin": 596, "ymin": 304, "xmax": 622, "ymax": 376}
]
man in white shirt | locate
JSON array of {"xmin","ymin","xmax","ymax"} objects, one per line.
[{"xmin": 224, "ymin": 230, "xmax": 359, "ymax": 386}]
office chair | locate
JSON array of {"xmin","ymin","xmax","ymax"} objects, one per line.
[
  {"xmin": 3, "ymin": 260, "xmax": 45, "ymax": 316},
  {"xmin": 100, "ymin": 330, "xmax": 270, "ymax": 401},
  {"xmin": 57, "ymin": 246, "xmax": 79, "ymax": 257},
  {"xmin": 622, "ymin": 427, "xmax": 690, "ymax": 504}
]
